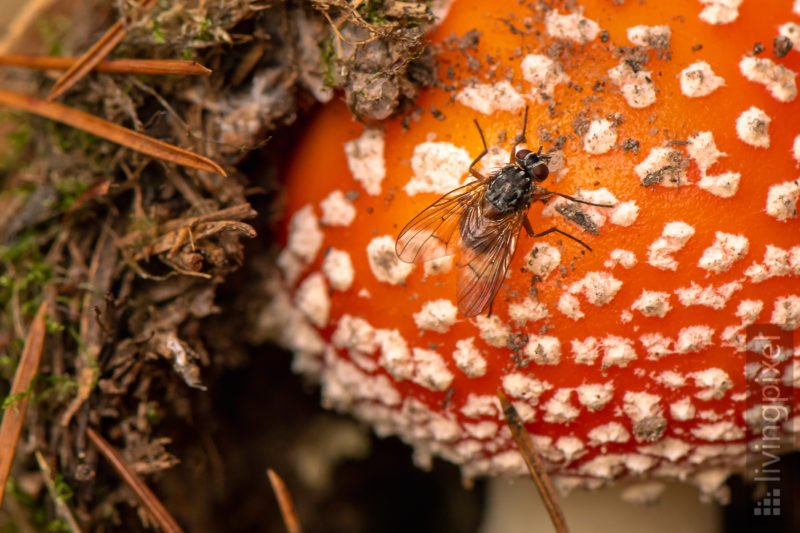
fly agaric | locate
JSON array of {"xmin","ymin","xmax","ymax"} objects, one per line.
[{"xmin": 267, "ymin": 0, "xmax": 800, "ymax": 501}]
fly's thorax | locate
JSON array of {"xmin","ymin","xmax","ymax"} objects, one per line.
[{"xmin": 484, "ymin": 166, "xmax": 532, "ymax": 213}]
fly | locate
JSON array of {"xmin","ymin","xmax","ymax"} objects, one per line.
[{"xmin": 395, "ymin": 107, "xmax": 613, "ymax": 316}]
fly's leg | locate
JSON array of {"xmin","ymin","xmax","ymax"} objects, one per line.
[
  {"xmin": 523, "ymin": 217, "xmax": 535, "ymax": 236},
  {"xmin": 510, "ymin": 106, "xmax": 529, "ymax": 163},
  {"xmin": 554, "ymin": 192, "xmax": 614, "ymax": 208},
  {"xmin": 469, "ymin": 119, "xmax": 489, "ymax": 172},
  {"xmin": 533, "ymin": 226, "xmax": 593, "ymax": 251},
  {"xmin": 470, "ymin": 168, "xmax": 488, "ymax": 181},
  {"xmin": 524, "ymin": 218, "xmax": 593, "ymax": 251},
  {"xmin": 487, "ymin": 299, "xmax": 494, "ymax": 318}
]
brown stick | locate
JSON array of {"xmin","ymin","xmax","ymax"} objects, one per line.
[
  {"xmin": 497, "ymin": 390, "xmax": 569, "ymax": 533},
  {"xmin": 47, "ymin": 0, "xmax": 158, "ymax": 100},
  {"xmin": 0, "ymin": 302, "xmax": 48, "ymax": 507},
  {"xmin": 86, "ymin": 428, "xmax": 183, "ymax": 533},
  {"xmin": 267, "ymin": 468, "xmax": 304, "ymax": 533},
  {"xmin": 0, "ymin": 55, "xmax": 211, "ymax": 76},
  {"xmin": 0, "ymin": 89, "xmax": 226, "ymax": 176}
]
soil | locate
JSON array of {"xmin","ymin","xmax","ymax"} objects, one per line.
[{"xmin": 0, "ymin": 1, "xmax": 487, "ymax": 531}]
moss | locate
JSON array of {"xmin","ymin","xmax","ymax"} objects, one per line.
[
  {"xmin": 1, "ymin": 374, "xmax": 78, "ymax": 412},
  {"xmin": 0, "ymin": 274, "xmax": 11, "ymax": 305},
  {"xmin": 20, "ymin": 296, "xmax": 43, "ymax": 316},
  {"xmin": 46, "ymin": 520, "xmax": 71, "ymax": 532},
  {"xmin": 151, "ymin": 19, "xmax": 166, "ymax": 44},
  {"xmin": 5, "ymin": 478, "xmax": 36, "ymax": 507},
  {"xmin": 52, "ymin": 473, "xmax": 73, "ymax": 502},
  {"xmin": 3, "ymin": 477, "xmax": 69, "ymax": 532},
  {"xmin": 45, "ymin": 318, "xmax": 64, "ymax": 334},
  {"xmin": 34, "ymin": 16, "xmax": 70, "ymax": 57},
  {"xmin": 198, "ymin": 16, "xmax": 213, "ymax": 41},
  {"xmin": 0, "ymin": 231, "xmax": 37, "ymax": 263},
  {"xmin": 52, "ymin": 177, "xmax": 90, "ymax": 212},
  {"xmin": 37, "ymin": 375, "xmax": 78, "ymax": 404},
  {"xmin": 0, "ymin": 115, "xmax": 32, "ymax": 173},
  {"xmin": 1, "ymin": 387, "xmax": 33, "ymax": 412},
  {"xmin": 5, "ymin": 124, "xmax": 30, "ymax": 155},
  {"xmin": 146, "ymin": 402, "xmax": 163, "ymax": 424},
  {"xmin": 357, "ymin": 0, "xmax": 389, "ymax": 24},
  {"xmin": 47, "ymin": 122, "xmax": 98, "ymax": 154},
  {"xmin": 17, "ymin": 261, "xmax": 52, "ymax": 294},
  {"xmin": 319, "ymin": 36, "xmax": 337, "ymax": 88},
  {"xmin": 0, "ymin": 231, "xmax": 52, "ymax": 326}
]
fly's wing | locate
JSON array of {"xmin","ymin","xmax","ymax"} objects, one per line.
[
  {"xmin": 456, "ymin": 209, "xmax": 525, "ymax": 317},
  {"xmin": 395, "ymin": 179, "xmax": 486, "ymax": 263}
]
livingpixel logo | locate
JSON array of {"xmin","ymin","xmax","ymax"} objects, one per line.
[
  {"xmin": 752, "ymin": 488, "xmax": 781, "ymax": 517},
  {"xmin": 745, "ymin": 324, "xmax": 795, "ymax": 522}
]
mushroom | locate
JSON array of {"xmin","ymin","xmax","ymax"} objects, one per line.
[{"xmin": 268, "ymin": 0, "xmax": 800, "ymax": 505}]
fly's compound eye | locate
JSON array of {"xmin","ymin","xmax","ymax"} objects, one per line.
[
  {"xmin": 532, "ymin": 163, "xmax": 549, "ymax": 182},
  {"xmin": 515, "ymin": 149, "xmax": 532, "ymax": 163}
]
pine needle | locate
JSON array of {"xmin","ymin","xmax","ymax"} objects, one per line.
[
  {"xmin": 267, "ymin": 468, "xmax": 304, "ymax": 533},
  {"xmin": 0, "ymin": 302, "xmax": 48, "ymax": 508},
  {"xmin": 0, "ymin": 54, "xmax": 211, "ymax": 76},
  {"xmin": 86, "ymin": 428, "xmax": 184, "ymax": 533},
  {"xmin": 47, "ymin": 0, "xmax": 158, "ymax": 100},
  {"xmin": 497, "ymin": 389, "xmax": 570, "ymax": 533},
  {"xmin": 0, "ymin": 89, "xmax": 226, "ymax": 176}
]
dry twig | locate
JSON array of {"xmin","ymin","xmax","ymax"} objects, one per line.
[
  {"xmin": 267, "ymin": 468, "xmax": 304, "ymax": 533},
  {"xmin": 497, "ymin": 390, "xmax": 570, "ymax": 533},
  {"xmin": 131, "ymin": 220, "xmax": 256, "ymax": 261},
  {"xmin": 34, "ymin": 451, "xmax": 83, "ymax": 533},
  {"xmin": 117, "ymin": 204, "xmax": 258, "ymax": 248},
  {"xmin": 60, "ymin": 227, "xmax": 116, "ymax": 426},
  {"xmin": 0, "ymin": 55, "xmax": 211, "ymax": 76},
  {"xmin": 0, "ymin": 89, "xmax": 226, "ymax": 176},
  {"xmin": 47, "ymin": 0, "xmax": 158, "ymax": 100},
  {"xmin": 86, "ymin": 427, "xmax": 184, "ymax": 533},
  {"xmin": 0, "ymin": 302, "xmax": 48, "ymax": 507}
]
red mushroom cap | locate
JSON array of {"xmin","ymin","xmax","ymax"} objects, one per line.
[{"xmin": 269, "ymin": 0, "xmax": 800, "ymax": 500}]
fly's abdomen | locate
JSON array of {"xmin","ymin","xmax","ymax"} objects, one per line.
[{"xmin": 458, "ymin": 207, "xmax": 496, "ymax": 253}]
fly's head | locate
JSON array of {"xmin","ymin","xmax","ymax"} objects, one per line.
[{"xmin": 515, "ymin": 148, "xmax": 550, "ymax": 183}]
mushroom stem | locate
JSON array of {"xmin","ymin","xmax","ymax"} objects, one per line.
[{"xmin": 480, "ymin": 479, "xmax": 722, "ymax": 533}]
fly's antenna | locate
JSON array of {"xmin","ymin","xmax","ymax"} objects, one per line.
[
  {"xmin": 510, "ymin": 106, "xmax": 530, "ymax": 163},
  {"xmin": 521, "ymin": 105, "xmax": 528, "ymax": 142},
  {"xmin": 537, "ymin": 146, "xmax": 552, "ymax": 162}
]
